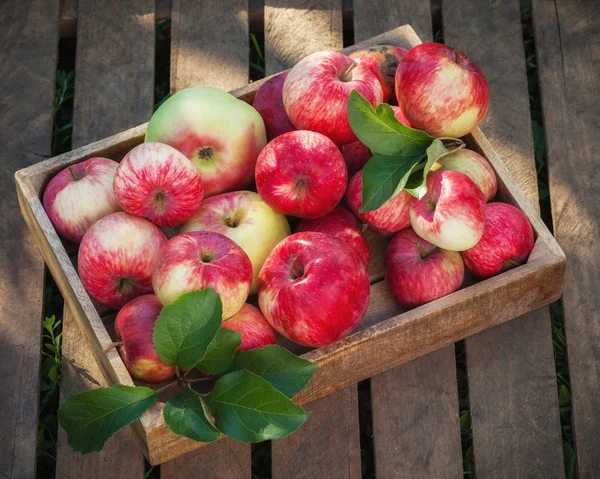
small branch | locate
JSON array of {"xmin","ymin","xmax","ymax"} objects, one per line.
[
  {"xmin": 154, "ymin": 381, "xmax": 178, "ymax": 396},
  {"xmin": 103, "ymin": 341, "xmax": 123, "ymax": 353},
  {"xmin": 185, "ymin": 377, "xmax": 213, "ymax": 384}
]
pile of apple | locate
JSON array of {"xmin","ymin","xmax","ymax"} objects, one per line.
[{"xmin": 43, "ymin": 42, "xmax": 534, "ymax": 383}]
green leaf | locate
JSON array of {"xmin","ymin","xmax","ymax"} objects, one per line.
[
  {"xmin": 163, "ymin": 385, "xmax": 221, "ymax": 443},
  {"xmin": 58, "ymin": 385, "xmax": 157, "ymax": 453},
  {"xmin": 153, "ymin": 288, "xmax": 223, "ymax": 369},
  {"xmin": 195, "ymin": 328, "xmax": 242, "ymax": 374},
  {"xmin": 558, "ymin": 385, "xmax": 570, "ymax": 408},
  {"xmin": 205, "ymin": 370, "xmax": 310, "ymax": 442},
  {"xmin": 347, "ymin": 90, "xmax": 433, "ymax": 157},
  {"xmin": 227, "ymin": 345, "xmax": 316, "ymax": 398},
  {"xmin": 404, "ymin": 139, "xmax": 459, "ymax": 199},
  {"xmin": 360, "ymin": 154, "xmax": 423, "ymax": 212}
]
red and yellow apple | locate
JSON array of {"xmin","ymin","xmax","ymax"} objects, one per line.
[
  {"xmin": 115, "ymin": 295, "xmax": 175, "ymax": 383},
  {"xmin": 152, "ymin": 231, "xmax": 252, "ymax": 319},
  {"xmin": 78, "ymin": 212, "xmax": 167, "ymax": 309},
  {"xmin": 222, "ymin": 303, "xmax": 277, "ymax": 351},
  {"xmin": 252, "ymin": 72, "xmax": 296, "ymax": 141},
  {"xmin": 179, "ymin": 190, "xmax": 290, "ymax": 293},
  {"xmin": 145, "ymin": 86, "xmax": 267, "ymax": 197},
  {"xmin": 258, "ymin": 231, "xmax": 370, "ymax": 347},
  {"xmin": 396, "ymin": 43, "xmax": 489, "ymax": 138},
  {"xmin": 43, "ymin": 157, "xmax": 122, "ymax": 242}
]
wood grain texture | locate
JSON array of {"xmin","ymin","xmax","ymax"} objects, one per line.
[
  {"xmin": 171, "ymin": 0, "xmax": 248, "ymax": 91},
  {"xmin": 160, "ymin": 437, "xmax": 251, "ymax": 478},
  {"xmin": 533, "ymin": 0, "xmax": 600, "ymax": 474},
  {"xmin": 443, "ymin": 0, "xmax": 564, "ymax": 476},
  {"xmin": 271, "ymin": 386, "xmax": 361, "ymax": 479},
  {"xmin": 56, "ymin": 1, "xmax": 156, "ymax": 475},
  {"xmin": 353, "ymin": 7, "xmax": 463, "ymax": 478},
  {"xmin": 72, "ymin": 0, "xmax": 155, "ymax": 145},
  {"xmin": 0, "ymin": 1, "xmax": 58, "ymax": 477},
  {"xmin": 264, "ymin": 0, "xmax": 343, "ymax": 75}
]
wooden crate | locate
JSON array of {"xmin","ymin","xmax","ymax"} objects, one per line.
[{"xmin": 14, "ymin": 25, "xmax": 565, "ymax": 465}]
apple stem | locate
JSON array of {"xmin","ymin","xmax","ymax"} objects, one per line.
[
  {"xmin": 359, "ymin": 222, "xmax": 368, "ymax": 233},
  {"xmin": 416, "ymin": 243, "xmax": 431, "ymax": 259},
  {"xmin": 68, "ymin": 166, "xmax": 80, "ymax": 181},
  {"xmin": 290, "ymin": 254, "xmax": 304, "ymax": 279},
  {"xmin": 454, "ymin": 49, "xmax": 461, "ymax": 64},
  {"xmin": 103, "ymin": 341, "xmax": 123, "ymax": 353},
  {"xmin": 185, "ymin": 377, "xmax": 213, "ymax": 384},
  {"xmin": 340, "ymin": 62, "xmax": 357, "ymax": 82},
  {"xmin": 154, "ymin": 382, "xmax": 179, "ymax": 396}
]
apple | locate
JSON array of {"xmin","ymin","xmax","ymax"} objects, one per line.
[
  {"xmin": 114, "ymin": 295, "xmax": 175, "ymax": 383},
  {"xmin": 296, "ymin": 205, "xmax": 370, "ymax": 264},
  {"xmin": 346, "ymin": 169, "xmax": 411, "ymax": 235},
  {"xmin": 113, "ymin": 142, "xmax": 204, "ymax": 228},
  {"xmin": 461, "ymin": 202, "xmax": 534, "ymax": 278},
  {"xmin": 349, "ymin": 45, "xmax": 408, "ymax": 103},
  {"xmin": 152, "ymin": 231, "xmax": 252, "ymax": 319},
  {"xmin": 258, "ymin": 231, "xmax": 370, "ymax": 347},
  {"xmin": 179, "ymin": 190, "xmax": 290, "ymax": 293},
  {"xmin": 222, "ymin": 303, "xmax": 277, "ymax": 351},
  {"xmin": 43, "ymin": 157, "xmax": 122, "ymax": 242},
  {"xmin": 410, "ymin": 170, "xmax": 486, "ymax": 251},
  {"xmin": 78, "ymin": 212, "xmax": 167, "ymax": 309},
  {"xmin": 385, "ymin": 228, "xmax": 464, "ymax": 308},
  {"xmin": 145, "ymin": 86, "xmax": 267, "ymax": 197},
  {"xmin": 395, "ymin": 43, "xmax": 489, "ymax": 138},
  {"xmin": 252, "ymin": 72, "xmax": 296, "ymax": 141},
  {"xmin": 282, "ymin": 51, "xmax": 384, "ymax": 145},
  {"xmin": 390, "ymin": 105, "xmax": 412, "ymax": 128},
  {"xmin": 255, "ymin": 130, "xmax": 347, "ymax": 218}
]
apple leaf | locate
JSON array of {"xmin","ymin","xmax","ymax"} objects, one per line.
[
  {"xmin": 58, "ymin": 385, "xmax": 157, "ymax": 453},
  {"xmin": 195, "ymin": 328, "xmax": 242, "ymax": 374},
  {"xmin": 360, "ymin": 154, "xmax": 423, "ymax": 212},
  {"xmin": 226, "ymin": 345, "xmax": 316, "ymax": 398},
  {"xmin": 163, "ymin": 385, "xmax": 221, "ymax": 443},
  {"xmin": 204, "ymin": 370, "xmax": 310, "ymax": 442},
  {"xmin": 153, "ymin": 288, "xmax": 222, "ymax": 370},
  {"xmin": 347, "ymin": 90, "xmax": 433, "ymax": 157}
]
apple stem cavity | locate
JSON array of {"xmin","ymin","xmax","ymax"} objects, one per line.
[
  {"xmin": 68, "ymin": 166, "xmax": 81, "ymax": 181},
  {"xmin": 290, "ymin": 254, "xmax": 304, "ymax": 279},
  {"xmin": 416, "ymin": 243, "xmax": 431, "ymax": 260},
  {"xmin": 294, "ymin": 178, "xmax": 307, "ymax": 201},
  {"xmin": 103, "ymin": 341, "xmax": 123, "ymax": 353},
  {"xmin": 339, "ymin": 62, "xmax": 357, "ymax": 82},
  {"xmin": 200, "ymin": 249, "xmax": 214, "ymax": 263},
  {"xmin": 224, "ymin": 214, "xmax": 238, "ymax": 228},
  {"xmin": 116, "ymin": 278, "xmax": 133, "ymax": 297},
  {"xmin": 153, "ymin": 191, "xmax": 167, "ymax": 214}
]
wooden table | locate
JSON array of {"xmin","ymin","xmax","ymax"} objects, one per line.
[{"xmin": 1, "ymin": 0, "xmax": 598, "ymax": 477}]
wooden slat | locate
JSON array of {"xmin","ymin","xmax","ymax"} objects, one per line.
[
  {"xmin": 353, "ymin": 4, "xmax": 463, "ymax": 477},
  {"xmin": 533, "ymin": 0, "xmax": 600, "ymax": 474},
  {"xmin": 170, "ymin": 0, "xmax": 249, "ymax": 92},
  {"xmin": 264, "ymin": 2, "xmax": 360, "ymax": 477},
  {"xmin": 442, "ymin": 0, "xmax": 564, "ymax": 476},
  {"xmin": 56, "ymin": 1, "xmax": 156, "ymax": 477},
  {"xmin": 0, "ymin": 1, "xmax": 58, "ymax": 477}
]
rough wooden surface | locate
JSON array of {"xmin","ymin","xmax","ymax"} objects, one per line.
[
  {"xmin": 0, "ymin": 1, "xmax": 58, "ymax": 477},
  {"xmin": 354, "ymin": 6, "xmax": 463, "ymax": 477},
  {"xmin": 272, "ymin": 386, "xmax": 361, "ymax": 479},
  {"xmin": 56, "ymin": 1, "xmax": 156, "ymax": 476},
  {"xmin": 264, "ymin": 0, "xmax": 343, "ymax": 75},
  {"xmin": 443, "ymin": 0, "xmax": 564, "ymax": 476},
  {"xmin": 170, "ymin": 0, "xmax": 248, "ymax": 92},
  {"xmin": 533, "ymin": 0, "xmax": 600, "ymax": 474}
]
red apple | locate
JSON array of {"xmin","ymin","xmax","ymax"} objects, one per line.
[
  {"xmin": 346, "ymin": 170, "xmax": 411, "ymax": 235},
  {"xmin": 296, "ymin": 205, "xmax": 370, "ymax": 264},
  {"xmin": 349, "ymin": 45, "xmax": 408, "ymax": 103},
  {"xmin": 255, "ymin": 130, "xmax": 347, "ymax": 218},
  {"xmin": 152, "ymin": 231, "xmax": 252, "ymax": 319},
  {"xmin": 113, "ymin": 142, "xmax": 204, "ymax": 227},
  {"xmin": 282, "ymin": 51, "xmax": 384, "ymax": 145},
  {"xmin": 395, "ymin": 43, "xmax": 489, "ymax": 138},
  {"xmin": 461, "ymin": 202, "xmax": 534, "ymax": 278},
  {"xmin": 78, "ymin": 212, "xmax": 167, "ymax": 309},
  {"xmin": 115, "ymin": 295, "xmax": 175, "ymax": 383},
  {"xmin": 222, "ymin": 303, "xmax": 277, "ymax": 351},
  {"xmin": 145, "ymin": 87, "xmax": 267, "ymax": 197},
  {"xmin": 431, "ymin": 148, "xmax": 497, "ymax": 202},
  {"xmin": 258, "ymin": 231, "xmax": 370, "ymax": 347},
  {"xmin": 252, "ymin": 72, "xmax": 296, "ymax": 141},
  {"xmin": 179, "ymin": 190, "xmax": 290, "ymax": 293},
  {"xmin": 390, "ymin": 105, "xmax": 412, "ymax": 128},
  {"xmin": 410, "ymin": 170, "xmax": 486, "ymax": 251},
  {"xmin": 385, "ymin": 229, "xmax": 464, "ymax": 308},
  {"xmin": 43, "ymin": 158, "xmax": 122, "ymax": 242}
]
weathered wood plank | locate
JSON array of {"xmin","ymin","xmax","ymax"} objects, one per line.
[
  {"xmin": 533, "ymin": 0, "xmax": 600, "ymax": 474},
  {"xmin": 170, "ymin": 0, "xmax": 248, "ymax": 92},
  {"xmin": 443, "ymin": 0, "xmax": 564, "ymax": 476},
  {"xmin": 0, "ymin": 1, "xmax": 58, "ymax": 477},
  {"xmin": 56, "ymin": 1, "xmax": 156, "ymax": 476},
  {"xmin": 353, "ymin": 5, "xmax": 463, "ymax": 477},
  {"xmin": 272, "ymin": 386, "xmax": 361, "ymax": 479}
]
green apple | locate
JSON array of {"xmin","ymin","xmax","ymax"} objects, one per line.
[
  {"xmin": 145, "ymin": 87, "xmax": 267, "ymax": 197},
  {"xmin": 179, "ymin": 190, "xmax": 290, "ymax": 293}
]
